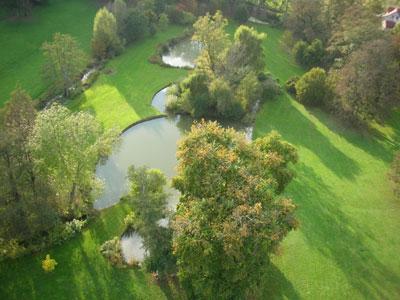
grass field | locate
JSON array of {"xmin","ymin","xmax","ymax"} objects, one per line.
[
  {"xmin": 0, "ymin": 6, "xmax": 400, "ymax": 299},
  {"xmin": 0, "ymin": 0, "xmax": 98, "ymax": 106}
]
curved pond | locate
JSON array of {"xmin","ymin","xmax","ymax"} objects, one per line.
[{"xmin": 162, "ymin": 39, "xmax": 202, "ymax": 68}]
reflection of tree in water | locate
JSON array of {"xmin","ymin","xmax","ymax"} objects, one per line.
[{"xmin": 162, "ymin": 39, "xmax": 202, "ymax": 68}]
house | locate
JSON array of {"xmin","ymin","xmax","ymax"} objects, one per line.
[{"xmin": 382, "ymin": 7, "xmax": 400, "ymax": 29}]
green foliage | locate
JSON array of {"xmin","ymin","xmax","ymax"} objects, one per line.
[
  {"xmin": 123, "ymin": 8, "xmax": 150, "ymax": 43},
  {"xmin": 236, "ymin": 71, "xmax": 263, "ymax": 110},
  {"xmin": 158, "ymin": 13, "xmax": 169, "ymax": 31},
  {"xmin": 172, "ymin": 121, "xmax": 298, "ymax": 299},
  {"xmin": 209, "ymin": 78, "xmax": 243, "ymax": 119},
  {"xmin": 29, "ymin": 103, "xmax": 120, "ymax": 218},
  {"xmin": 111, "ymin": 0, "xmax": 128, "ymax": 36},
  {"xmin": 42, "ymin": 33, "xmax": 87, "ymax": 97},
  {"xmin": 295, "ymin": 67, "xmax": 332, "ymax": 106},
  {"xmin": 100, "ymin": 237, "xmax": 123, "ymax": 265},
  {"xmin": 285, "ymin": 76, "xmax": 299, "ymax": 95},
  {"xmin": 42, "ymin": 254, "xmax": 57, "ymax": 272},
  {"xmin": 234, "ymin": 3, "xmax": 250, "ymax": 23},
  {"xmin": 293, "ymin": 39, "xmax": 325, "ymax": 69},
  {"xmin": 92, "ymin": 7, "xmax": 123, "ymax": 60},
  {"xmin": 127, "ymin": 165, "xmax": 175, "ymax": 277},
  {"xmin": 123, "ymin": 212, "xmax": 137, "ymax": 232},
  {"xmin": 62, "ymin": 219, "xmax": 87, "ymax": 240}
]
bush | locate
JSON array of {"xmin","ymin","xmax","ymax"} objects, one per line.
[
  {"xmin": 158, "ymin": 13, "xmax": 169, "ymax": 31},
  {"xmin": 123, "ymin": 212, "xmax": 136, "ymax": 232},
  {"xmin": 165, "ymin": 6, "xmax": 194, "ymax": 25},
  {"xmin": 295, "ymin": 67, "xmax": 332, "ymax": 106},
  {"xmin": 259, "ymin": 72, "xmax": 281, "ymax": 100},
  {"xmin": 0, "ymin": 239, "xmax": 27, "ymax": 261},
  {"xmin": 285, "ymin": 76, "xmax": 299, "ymax": 95},
  {"xmin": 100, "ymin": 237, "xmax": 123, "ymax": 266},
  {"xmin": 293, "ymin": 39, "xmax": 325, "ymax": 69},
  {"xmin": 42, "ymin": 254, "xmax": 57, "ymax": 272},
  {"xmin": 62, "ymin": 219, "xmax": 87, "ymax": 240},
  {"xmin": 123, "ymin": 8, "xmax": 150, "ymax": 43}
]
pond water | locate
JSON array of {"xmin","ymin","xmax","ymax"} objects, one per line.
[{"xmin": 162, "ymin": 39, "xmax": 202, "ymax": 68}]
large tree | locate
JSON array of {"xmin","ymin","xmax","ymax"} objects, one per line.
[
  {"xmin": 42, "ymin": 33, "xmax": 87, "ymax": 97},
  {"xmin": 335, "ymin": 38, "xmax": 400, "ymax": 122},
  {"xmin": 127, "ymin": 166, "xmax": 176, "ymax": 277},
  {"xmin": 0, "ymin": 88, "xmax": 58, "ymax": 250},
  {"xmin": 192, "ymin": 10, "xmax": 230, "ymax": 74},
  {"xmin": 172, "ymin": 121, "xmax": 298, "ymax": 299},
  {"xmin": 92, "ymin": 7, "xmax": 122, "ymax": 59},
  {"xmin": 29, "ymin": 104, "xmax": 119, "ymax": 217}
]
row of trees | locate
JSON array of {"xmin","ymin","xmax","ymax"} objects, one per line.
[
  {"xmin": 124, "ymin": 121, "xmax": 298, "ymax": 298},
  {"xmin": 0, "ymin": 88, "xmax": 119, "ymax": 259},
  {"xmin": 284, "ymin": 0, "xmax": 400, "ymax": 126},
  {"xmin": 167, "ymin": 11, "xmax": 280, "ymax": 120}
]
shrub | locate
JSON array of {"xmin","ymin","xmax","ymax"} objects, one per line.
[
  {"xmin": 42, "ymin": 254, "xmax": 57, "ymax": 272},
  {"xmin": 165, "ymin": 6, "xmax": 194, "ymax": 25},
  {"xmin": 0, "ymin": 239, "xmax": 27, "ymax": 261},
  {"xmin": 181, "ymin": 11, "xmax": 196, "ymax": 25},
  {"xmin": 100, "ymin": 237, "xmax": 123, "ymax": 265},
  {"xmin": 285, "ymin": 76, "xmax": 299, "ymax": 95},
  {"xmin": 158, "ymin": 13, "xmax": 169, "ymax": 31},
  {"xmin": 123, "ymin": 8, "xmax": 150, "ymax": 43},
  {"xmin": 123, "ymin": 212, "xmax": 137, "ymax": 232},
  {"xmin": 259, "ymin": 72, "xmax": 281, "ymax": 100},
  {"xmin": 62, "ymin": 219, "xmax": 87, "ymax": 240},
  {"xmin": 295, "ymin": 67, "xmax": 332, "ymax": 106},
  {"xmin": 293, "ymin": 39, "xmax": 325, "ymax": 68}
]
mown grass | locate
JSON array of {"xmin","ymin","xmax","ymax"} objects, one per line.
[
  {"xmin": 253, "ymin": 25, "xmax": 400, "ymax": 299},
  {"xmin": 0, "ymin": 0, "xmax": 98, "ymax": 106},
  {"xmin": 1, "ymin": 12, "xmax": 400, "ymax": 300}
]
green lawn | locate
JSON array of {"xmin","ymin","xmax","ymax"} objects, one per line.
[
  {"xmin": 253, "ymin": 25, "xmax": 400, "ymax": 299},
  {"xmin": 1, "ymin": 11, "xmax": 400, "ymax": 300},
  {"xmin": 0, "ymin": 0, "xmax": 98, "ymax": 106},
  {"xmin": 68, "ymin": 26, "xmax": 187, "ymax": 130}
]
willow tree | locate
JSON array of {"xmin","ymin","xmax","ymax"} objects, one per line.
[
  {"xmin": 42, "ymin": 33, "xmax": 87, "ymax": 97},
  {"xmin": 172, "ymin": 121, "xmax": 298, "ymax": 299}
]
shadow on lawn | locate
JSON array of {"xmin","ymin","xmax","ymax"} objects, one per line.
[
  {"xmin": 291, "ymin": 163, "xmax": 400, "ymax": 299},
  {"xmin": 255, "ymin": 94, "xmax": 361, "ymax": 180}
]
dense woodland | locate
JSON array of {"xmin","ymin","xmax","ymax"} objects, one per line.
[{"xmin": 0, "ymin": 0, "xmax": 399, "ymax": 299}]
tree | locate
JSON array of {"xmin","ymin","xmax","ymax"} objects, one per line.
[
  {"xmin": 123, "ymin": 8, "xmax": 150, "ymax": 43},
  {"xmin": 192, "ymin": 11, "xmax": 230, "ymax": 74},
  {"xmin": 42, "ymin": 33, "xmax": 87, "ymax": 97},
  {"xmin": 0, "ymin": 88, "xmax": 58, "ymax": 251},
  {"xmin": 172, "ymin": 121, "xmax": 298, "ymax": 299},
  {"xmin": 296, "ymin": 67, "xmax": 332, "ymax": 106},
  {"xmin": 209, "ymin": 78, "xmax": 243, "ymax": 119},
  {"xmin": 29, "ymin": 104, "xmax": 119, "ymax": 217},
  {"xmin": 3, "ymin": 0, "xmax": 32, "ymax": 17},
  {"xmin": 335, "ymin": 38, "xmax": 400, "ymax": 122},
  {"xmin": 390, "ymin": 152, "xmax": 400, "ymax": 197},
  {"xmin": 285, "ymin": 0, "xmax": 327, "ymax": 43},
  {"xmin": 92, "ymin": 7, "xmax": 122, "ymax": 60},
  {"xmin": 127, "ymin": 166, "xmax": 176, "ymax": 277},
  {"xmin": 224, "ymin": 25, "xmax": 266, "ymax": 83},
  {"xmin": 236, "ymin": 71, "xmax": 263, "ymax": 111},
  {"xmin": 111, "ymin": 0, "xmax": 128, "ymax": 36}
]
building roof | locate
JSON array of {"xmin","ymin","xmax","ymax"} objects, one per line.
[{"xmin": 383, "ymin": 7, "xmax": 400, "ymax": 17}]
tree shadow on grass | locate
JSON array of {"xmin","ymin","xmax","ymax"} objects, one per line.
[
  {"xmin": 255, "ymin": 94, "xmax": 361, "ymax": 180},
  {"xmin": 309, "ymin": 108, "xmax": 400, "ymax": 164},
  {"xmin": 291, "ymin": 163, "xmax": 400, "ymax": 299}
]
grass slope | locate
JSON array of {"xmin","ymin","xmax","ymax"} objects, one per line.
[
  {"xmin": 253, "ymin": 25, "xmax": 400, "ymax": 299},
  {"xmin": 0, "ymin": 0, "xmax": 97, "ymax": 106}
]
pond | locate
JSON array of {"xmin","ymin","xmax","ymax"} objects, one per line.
[{"xmin": 162, "ymin": 39, "xmax": 202, "ymax": 68}]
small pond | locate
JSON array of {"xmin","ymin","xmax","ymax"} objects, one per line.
[{"xmin": 162, "ymin": 39, "xmax": 202, "ymax": 68}]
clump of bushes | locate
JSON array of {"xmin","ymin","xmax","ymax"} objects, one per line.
[
  {"xmin": 100, "ymin": 237, "xmax": 123, "ymax": 266},
  {"xmin": 62, "ymin": 219, "xmax": 87, "ymax": 240},
  {"xmin": 123, "ymin": 212, "xmax": 136, "ymax": 232},
  {"xmin": 165, "ymin": 6, "xmax": 195, "ymax": 25}
]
